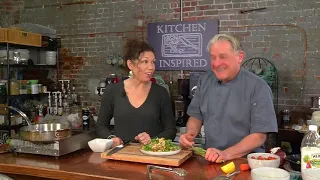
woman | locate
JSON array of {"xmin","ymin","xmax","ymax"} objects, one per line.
[{"xmin": 96, "ymin": 39, "xmax": 176, "ymax": 147}]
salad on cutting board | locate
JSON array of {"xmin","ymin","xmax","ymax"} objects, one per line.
[{"xmin": 140, "ymin": 138, "xmax": 181, "ymax": 156}]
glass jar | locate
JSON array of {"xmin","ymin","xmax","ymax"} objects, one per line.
[
  {"xmin": 10, "ymin": 81, "xmax": 20, "ymax": 95},
  {"xmin": 19, "ymin": 80, "xmax": 28, "ymax": 94},
  {"xmin": 0, "ymin": 83, "xmax": 7, "ymax": 104}
]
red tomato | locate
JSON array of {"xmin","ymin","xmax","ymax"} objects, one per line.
[
  {"xmin": 257, "ymin": 156, "xmax": 264, "ymax": 160},
  {"xmin": 240, "ymin": 164, "xmax": 250, "ymax": 171}
]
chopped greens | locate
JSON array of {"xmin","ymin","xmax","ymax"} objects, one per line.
[{"xmin": 142, "ymin": 138, "xmax": 180, "ymax": 152}]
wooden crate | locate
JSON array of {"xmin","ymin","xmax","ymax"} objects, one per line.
[
  {"xmin": 0, "ymin": 29, "xmax": 7, "ymax": 42},
  {"xmin": 0, "ymin": 28, "xmax": 41, "ymax": 47},
  {"xmin": 0, "ymin": 104, "xmax": 8, "ymax": 115}
]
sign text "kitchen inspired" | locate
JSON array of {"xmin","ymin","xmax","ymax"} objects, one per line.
[{"xmin": 148, "ymin": 20, "xmax": 218, "ymax": 70}]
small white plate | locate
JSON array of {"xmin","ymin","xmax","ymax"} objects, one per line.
[{"xmin": 140, "ymin": 148, "xmax": 181, "ymax": 156}]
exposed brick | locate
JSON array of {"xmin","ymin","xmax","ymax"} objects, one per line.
[
  {"xmin": 203, "ymin": 10, "xmax": 218, "ymax": 16},
  {"xmin": 198, "ymin": 5, "xmax": 211, "ymax": 10},
  {"xmin": 215, "ymin": 0, "xmax": 232, "ymax": 5},
  {"xmin": 0, "ymin": 0, "xmax": 317, "ymax": 111},
  {"xmin": 198, "ymin": 0, "xmax": 214, "ymax": 6}
]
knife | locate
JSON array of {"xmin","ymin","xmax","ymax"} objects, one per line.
[{"xmin": 106, "ymin": 140, "xmax": 130, "ymax": 156}]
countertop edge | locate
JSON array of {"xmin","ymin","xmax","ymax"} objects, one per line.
[{"xmin": 0, "ymin": 163, "xmax": 126, "ymax": 180}]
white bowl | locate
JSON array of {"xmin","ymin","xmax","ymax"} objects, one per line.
[
  {"xmin": 88, "ymin": 138, "xmax": 113, "ymax": 153},
  {"xmin": 251, "ymin": 167, "xmax": 290, "ymax": 180},
  {"xmin": 46, "ymin": 58, "xmax": 56, "ymax": 65},
  {"xmin": 46, "ymin": 51, "xmax": 57, "ymax": 56},
  {"xmin": 247, "ymin": 152, "xmax": 280, "ymax": 169},
  {"xmin": 302, "ymin": 169, "xmax": 320, "ymax": 180}
]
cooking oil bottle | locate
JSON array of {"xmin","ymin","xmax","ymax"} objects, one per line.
[{"xmin": 301, "ymin": 125, "xmax": 320, "ymax": 171}]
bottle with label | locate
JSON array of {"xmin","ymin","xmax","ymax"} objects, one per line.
[
  {"xmin": 82, "ymin": 106, "xmax": 90, "ymax": 131},
  {"xmin": 301, "ymin": 125, "xmax": 320, "ymax": 171},
  {"xmin": 281, "ymin": 109, "xmax": 291, "ymax": 129}
]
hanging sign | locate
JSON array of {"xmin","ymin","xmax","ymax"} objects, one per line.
[{"xmin": 148, "ymin": 20, "xmax": 218, "ymax": 70}]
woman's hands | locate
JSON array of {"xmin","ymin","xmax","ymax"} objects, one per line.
[
  {"xmin": 111, "ymin": 132, "xmax": 152, "ymax": 146},
  {"xmin": 111, "ymin": 137, "xmax": 123, "ymax": 148},
  {"xmin": 135, "ymin": 132, "xmax": 151, "ymax": 145}
]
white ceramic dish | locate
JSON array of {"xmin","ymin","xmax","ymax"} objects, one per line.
[
  {"xmin": 302, "ymin": 169, "xmax": 320, "ymax": 180},
  {"xmin": 88, "ymin": 138, "xmax": 113, "ymax": 153},
  {"xmin": 140, "ymin": 148, "xmax": 181, "ymax": 156},
  {"xmin": 247, "ymin": 152, "xmax": 280, "ymax": 169},
  {"xmin": 251, "ymin": 167, "xmax": 290, "ymax": 180}
]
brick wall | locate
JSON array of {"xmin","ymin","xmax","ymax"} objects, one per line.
[{"xmin": 1, "ymin": 0, "xmax": 320, "ymax": 114}]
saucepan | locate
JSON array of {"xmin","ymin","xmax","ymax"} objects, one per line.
[
  {"xmin": 9, "ymin": 106, "xmax": 72, "ymax": 142},
  {"xmin": 19, "ymin": 123, "xmax": 72, "ymax": 142}
]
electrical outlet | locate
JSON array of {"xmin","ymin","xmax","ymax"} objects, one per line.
[{"xmin": 138, "ymin": 19, "xmax": 143, "ymax": 26}]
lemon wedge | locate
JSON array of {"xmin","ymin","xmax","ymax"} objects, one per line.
[{"xmin": 221, "ymin": 162, "xmax": 235, "ymax": 174}]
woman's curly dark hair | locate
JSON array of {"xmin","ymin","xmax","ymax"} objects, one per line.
[{"xmin": 124, "ymin": 39, "xmax": 155, "ymax": 64}]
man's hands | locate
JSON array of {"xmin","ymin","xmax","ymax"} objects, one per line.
[
  {"xmin": 179, "ymin": 132, "xmax": 229, "ymax": 163},
  {"xmin": 205, "ymin": 148, "xmax": 228, "ymax": 163},
  {"xmin": 179, "ymin": 132, "xmax": 197, "ymax": 148}
]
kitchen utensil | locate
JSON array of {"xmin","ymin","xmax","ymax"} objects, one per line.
[
  {"xmin": 20, "ymin": 123, "xmax": 71, "ymax": 142},
  {"xmin": 8, "ymin": 106, "xmax": 71, "ymax": 142},
  {"xmin": 147, "ymin": 165, "xmax": 187, "ymax": 180},
  {"xmin": 101, "ymin": 144, "xmax": 192, "ymax": 166},
  {"xmin": 106, "ymin": 140, "xmax": 130, "ymax": 156},
  {"xmin": 213, "ymin": 171, "xmax": 241, "ymax": 180}
]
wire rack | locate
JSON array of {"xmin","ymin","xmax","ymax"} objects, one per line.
[{"xmin": 242, "ymin": 57, "xmax": 278, "ymax": 112}]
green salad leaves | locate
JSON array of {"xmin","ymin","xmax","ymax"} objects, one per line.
[{"xmin": 142, "ymin": 138, "xmax": 180, "ymax": 152}]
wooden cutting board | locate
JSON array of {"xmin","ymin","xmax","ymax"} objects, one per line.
[{"xmin": 101, "ymin": 144, "xmax": 192, "ymax": 166}]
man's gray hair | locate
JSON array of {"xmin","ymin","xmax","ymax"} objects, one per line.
[{"xmin": 206, "ymin": 34, "xmax": 242, "ymax": 54}]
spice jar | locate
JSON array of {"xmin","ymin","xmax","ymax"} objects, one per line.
[{"xmin": 10, "ymin": 81, "xmax": 19, "ymax": 95}]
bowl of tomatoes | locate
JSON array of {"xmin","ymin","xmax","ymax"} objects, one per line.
[{"xmin": 247, "ymin": 153, "xmax": 281, "ymax": 169}]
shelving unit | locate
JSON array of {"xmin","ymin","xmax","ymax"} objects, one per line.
[{"xmin": 0, "ymin": 36, "xmax": 60, "ymax": 142}]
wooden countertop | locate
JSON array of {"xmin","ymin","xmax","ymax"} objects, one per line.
[{"xmin": 0, "ymin": 149, "xmax": 251, "ymax": 180}]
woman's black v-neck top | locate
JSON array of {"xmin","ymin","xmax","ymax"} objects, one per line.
[{"xmin": 96, "ymin": 81, "xmax": 177, "ymax": 141}]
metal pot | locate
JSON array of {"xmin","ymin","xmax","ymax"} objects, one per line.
[
  {"xmin": 8, "ymin": 106, "xmax": 72, "ymax": 142},
  {"xmin": 19, "ymin": 123, "xmax": 72, "ymax": 142}
]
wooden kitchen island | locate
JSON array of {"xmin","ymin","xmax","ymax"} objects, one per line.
[{"xmin": 0, "ymin": 149, "xmax": 251, "ymax": 180}]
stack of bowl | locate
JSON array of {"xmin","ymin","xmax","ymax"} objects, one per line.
[
  {"xmin": 248, "ymin": 153, "xmax": 290, "ymax": 180},
  {"xmin": 46, "ymin": 51, "xmax": 57, "ymax": 65}
]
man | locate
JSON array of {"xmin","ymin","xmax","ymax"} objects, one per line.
[{"xmin": 179, "ymin": 34, "xmax": 278, "ymax": 163}]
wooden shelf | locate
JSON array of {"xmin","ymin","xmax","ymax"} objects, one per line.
[{"xmin": 0, "ymin": 64, "xmax": 56, "ymax": 69}]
